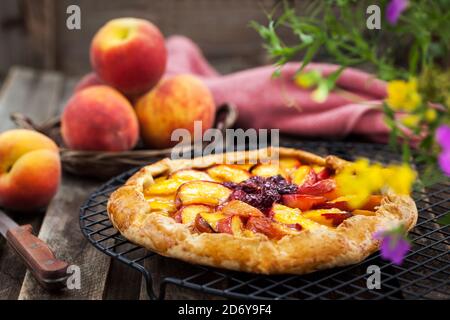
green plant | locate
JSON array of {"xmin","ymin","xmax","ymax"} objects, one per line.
[{"xmin": 252, "ymin": 0, "xmax": 449, "ymax": 186}]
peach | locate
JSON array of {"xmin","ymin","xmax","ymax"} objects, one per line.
[
  {"xmin": 61, "ymin": 85, "xmax": 139, "ymax": 151},
  {"xmin": 0, "ymin": 129, "xmax": 61, "ymax": 211},
  {"xmin": 136, "ymin": 74, "xmax": 215, "ymax": 148},
  {"xmin": 90, "ymin": 18, "xmax": 167, "ymax": 95},
  {"xmin": 74, "ymin": 72, "xmax": 105, "ymax": 93}
]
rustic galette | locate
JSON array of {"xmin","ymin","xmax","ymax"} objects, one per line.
[{"xmin": 107, "ymin": 148, "xmax": 417, "ymax": 274}]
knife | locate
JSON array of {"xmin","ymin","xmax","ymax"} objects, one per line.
[{"xmin": 0, "ymin": 209, "xmax": 69, "ymax": 290}]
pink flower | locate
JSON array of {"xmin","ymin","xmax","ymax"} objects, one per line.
[
  {"xmin": 374, "ymin": 227, "xmax": 410, "ymax": 265},
  {"xmin": 386, "ymin": 0, "xmax": 409, "ymax": 25},
  {"xmin": 436, "ymin": 125, "xmax": 450, "ymax": 150},
  {"xmin": 436, "ymin": 125, "xmax": 450, "ymax": 177}
]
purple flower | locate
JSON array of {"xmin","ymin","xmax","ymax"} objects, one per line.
[
  {"xmin": 436, "ymin": 125, "xmax": 450, "ymax": 150},
  {"xmin": 386, "ymin": 0, "xmax": 409, "ymax": 25},
  {"xmin": 436, "ymin": 125, "xmax": 450, "ymax": 177},
  {"xmin": 374, "ymin": 228, "xmax": 410, "ymax": 265},
  {"xmin": 438, "ymin": 149, "xmax": 450, "ymax": 177}
]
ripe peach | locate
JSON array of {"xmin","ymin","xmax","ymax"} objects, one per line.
[
  {"xmin": 0, "ymin": 129, "xmax": 61, "ymax": 211},
  {"xmin": 136, "ymin": 74, "xmax": 215, "ymax": 148},
  {"xmin": 90, "ymin": 18, "xmax": 167, "ymax": 95},
  {"xmin": 74, "ymin": 72, "xmax": 105, "ymax": 93},
  {"xmin": 61, "ymin": 85, "xmax": 139, "ymax": 151}
]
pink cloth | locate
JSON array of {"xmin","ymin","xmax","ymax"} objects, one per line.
[{"xmin": 165, "ymin": 35, "xmax": 390, "ymax": 141}]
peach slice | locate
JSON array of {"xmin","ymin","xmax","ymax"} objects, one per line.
[
  {"xmin": 278, "ymin": 157, "xmax": 301, "ymax": 175},
  {"xmin": 319, "ymin": 194, "xmax": 383, "ymax": 211},
  {"xmin": 251, "ymin": 163, "xmax": 285, "ymax": 178},
  {"xmin": 144, "ymin": 178, "xmax": 186, "ymax": 196},
  {"xmin": 198, "ymin": 212, "xmax": 228, "ymax": 231},
  {"xmin": 193, "ymin": 214, "xmax": 215, "ymax": 233},
  {"xmin": 282, "ymin": 194, "xmax": 327, "ymax": 211},
  {"xmin": 216, "ymin": 215, "xmax": 244, "ymax": 235},
  {"xmin": 220, "ymin": 200, "xmax": 263, "ymax": 217},
  {"xmin": 175, "ymin": 181, "xmax": 232, "ymax": 207},
  {"xmin": 176, "ymin": 204, "xmax": 213, "ymax": 224},
  {"xmin": 170, "ymin": 169, "xmax": 213, "ymax": 181},
  {"xmin": 279, "ymin": 157, "xmax": 301, "ymax": 169},
  {"xmin": 245, "ymin": 216, "xmax": 287, "ymax": 240},
  {"xmin": 269, "ymin": 203, "xmax": 320, "ymax": 230},
  {"xmin": 297, "ymin": 179, "xmax": 336, "ymax": 195},
  {"xmin": 302, "ymin": 208, "xmax": 352, "ymax": 227},
  {"xmin": 352, "ymin": 209, "xmax": 376, "ymax": 216},
  {"xmin": 148, "ymin": 196, "xmax": 176, "ymax": 214},
  {"xmin": 206, "ymin": 165, "xmax": 251, "ymax": 183},
  {"xmin": 291, "ymin": 166, "xmax": 316, "ymax": 186},
  {"xmin": 233, "ymin": 163, "xmax": 254, "ymax": 171}
]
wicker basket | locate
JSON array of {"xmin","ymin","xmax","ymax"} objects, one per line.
[{"xmin": 11, "ymin": 103, "xmax": 237, "ymax": 179}]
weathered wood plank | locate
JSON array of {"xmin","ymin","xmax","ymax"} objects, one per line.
[
  {"xmin": 0, "ymin": 67, "xmax": 36, "ymax": 131},
  {"xmin": 0, "ymin": 67, "xmax": 64, "ymax": 299},
  {"xmin": 18, "ymin": 76, "xmax": 113, "ymax": 300},
  {"xmin": 102, "ymin": 256, "xmax": 143, "ymax": 300},
  {"xmin": 18, "ymin": 175, "xmax": 108, "ymax": 300}
]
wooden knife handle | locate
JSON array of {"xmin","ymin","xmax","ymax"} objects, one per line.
[{"xmin": 6, "ymin": 225, "xmax": 69, "ymax": 291}]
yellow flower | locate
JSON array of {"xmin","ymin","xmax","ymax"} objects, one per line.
[
  {"xmin": 335, "ymin": 159, "xmax": 416, "ymax": 209},
  {"xmin": 401, "ymin": 114, "xmax": 420, "ymax": 128},
  {"xmin": 386, "ymin": 78, "xmax": 422, "ymax": 111},
  {"xmin": 294, "ymin": 70, "xmax": 321, "ymax": 89},
  {"xmin": 335, "ymin": 159, "xmax": 384, "ymax": 208},
  {"xmin": 425, "ymin": 109, "xmax": 437, "ymax": 122},
  {"xmin": 383, "ymin": 164, "xmax": 417, "ymax": 195}
]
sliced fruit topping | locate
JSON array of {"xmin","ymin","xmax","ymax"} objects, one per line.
[
  {"xmin": 220, "ymin": 200, "xmax": 264, "ymax": 217},
  {"xmin": 251, "ymin": 163, "xmax": 286, "ymax": 178},
  {"xmin": 207, "ymin": 165, "xmax": 251, "ymax": 183},
  {"xmin": 360, "ymin": 195, "xmax": 382, "ymax": 211},
  {"xmin": 245, "ymin": 216, "xmax": 286, "ymax": 240},
  {"xmin": 198, "ymin": 212, "xmax": 227, "ymax": 231},
  {"xmin": 170, "ymin": 169, "xmax": 213, "ymax": 181},
  {"xmin": 270, "ymin": 203, "xmax": 320, "ymax": 230},
  {"xmin": 302, "ymin": 208, "xmax": 352, "ymax": 227},
  {"xmin": 225, "ymin": 175, "xmax": 297, "ymax": 212},
  {"xmin": 297, "ymin": 178, "xmax": 336, "ymax": 196},
  {"xmin": 316, "ymin": 167, "xmax": 332, "ymax": 180},
  {"xmin": 176, "ymin": 204, "xmax": 213, "ymax": 225},
  {"xmin": 352, "ymin": 209, "xmax": 376, "ymax": 216},
  {"xmin": 148, "ymin": 196, "xmax": 176, "ymax": 214},
  {"xmin": 282, "ymin": 194, "xmax": 327, "ymax": 211},
  {"xmin": 291, "ymin": 166, "xmax": 317, "ymax": 186},
  {"xmin": 144, "ymin": 178, "xmax": 186, "ymax": 196},
  {"xmin": 278, "ymin": 157, "xmax": 301, "ymax": 175},
  {"xmin": 175, "ymin": 181, "xmax": 232, "ymax": 207},
  {"xmin": 216, "ymin": 215, "xmax": 244, "ymax": 235},
  {"xmin": 318, "ymin": 194, "xmax": 382, "ymax": 211},
  {"xmin": 193, "ymin": 214, "xmax": 215, "ymax": 233}
]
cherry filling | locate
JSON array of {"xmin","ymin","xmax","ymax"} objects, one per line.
[{"xmin": 224, "ymin": 175, "xmax": 298, "ymax": 213}]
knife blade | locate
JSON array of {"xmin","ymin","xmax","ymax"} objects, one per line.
[
  {"xmin": 0, "ymin": 209, "xmax": 69, "ymax": 290},
  {"xmin": 0, "ymin": 210, "xmax": 18, "ymax": 237}
]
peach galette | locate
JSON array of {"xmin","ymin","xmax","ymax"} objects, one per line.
[{"xmin": 107, "ymin": 148, "xmax": 417, "ymax": 274}]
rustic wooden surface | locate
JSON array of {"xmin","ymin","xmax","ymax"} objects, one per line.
[
  {"xmin": 1, "ymin": 0, "xmax": 310, "ymax": 76},
  {"xmin": 0, "ymin": 67, "xmax": 139, "ymax": 299},
  {"xmin": 0, "ymin": 67, "xmax": 448, "ymax": 300},
  {"xmin": 0, "ymin": 66, "xmax": 225, "ymax": 300}
]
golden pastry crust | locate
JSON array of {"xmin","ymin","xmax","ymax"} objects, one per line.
[{"xmin": 107, "ymin": 147, "xmax": 418, "ymax": 274}]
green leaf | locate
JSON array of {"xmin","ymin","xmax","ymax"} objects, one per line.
[
  {"xmin": 402, "ymin": 142, "xmax": 411, "ymax": 163},
  {"xmin": 437, "ymin": 213, "xmax": 450, "ymax": 226}
]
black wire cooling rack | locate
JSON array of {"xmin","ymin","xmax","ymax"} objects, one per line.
[{"xmin": 79, "ymin": 141, "xmax": 450, "ymax": 300}]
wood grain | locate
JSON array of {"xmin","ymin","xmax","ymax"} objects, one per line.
[
  {"xmin": 0, "ymin": 67, "xmax": 63, "ymax": 299},
  {"xmin": 18, "ymin": 175, "xmax": 109, "ymax": 299},
  {"xmin": 17, "ymin": 76, "xmax": 113, "ymax": 300}
]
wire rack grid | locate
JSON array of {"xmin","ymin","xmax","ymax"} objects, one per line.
[{"xmin": 79, "ymin": 141, "xmax": 450, "ymax": 300}]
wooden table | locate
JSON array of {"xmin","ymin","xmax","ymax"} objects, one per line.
[
  {"xmin": 1, "ymin": 66, "xmax": 448, "ymax": 300},
  {"xmin": 0, "ymin": 66, "xmax": 149, "ymax": 300}
]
